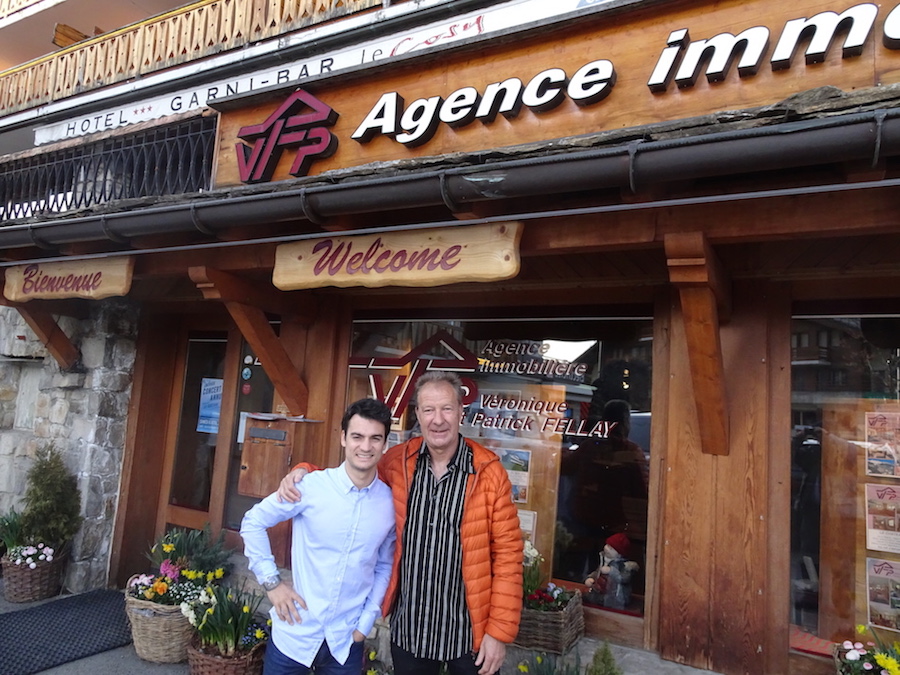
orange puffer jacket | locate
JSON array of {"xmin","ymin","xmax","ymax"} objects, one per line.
[{"xmin": 379, "ymin": 436, "xmax": 524, "ymax": 651}]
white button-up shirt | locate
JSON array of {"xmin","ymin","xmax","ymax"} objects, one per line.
[{"xmin": 240, "ymin": 463, "xmax": 396, "ymax": 666}]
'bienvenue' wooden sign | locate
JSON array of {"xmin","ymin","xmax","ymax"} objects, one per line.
[
  {"xmin": 3, "ymin": 257, "xmax": 134, "ymax": 302},
  {"xmin": 273, "ymin": 222, "xmax": 523, "ymax": 290}
]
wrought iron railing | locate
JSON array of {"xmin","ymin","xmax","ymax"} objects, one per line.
[
  {"xmin": 0, "ymin": 116, "xmax": 216, "ymax": 221},
  {"xmin": 0, "ymin": 0, "xmax": 390, "ymax": 117}
]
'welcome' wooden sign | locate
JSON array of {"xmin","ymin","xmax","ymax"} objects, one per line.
[{"xmin": 273, "ymin": 222, "xmax": 523, "ymax": 290}]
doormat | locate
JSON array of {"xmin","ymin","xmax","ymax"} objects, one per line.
[{"xmin": 0, "ymin": 588, "xmax": 132, "ymax": 675}]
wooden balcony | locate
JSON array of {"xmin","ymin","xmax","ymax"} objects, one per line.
[
  {"xmin": 0, "ymin": 0, "xmax": 39, "ymax": 21},
  {"xmin": 0, "ymin": 0, "xmax": 395, "ymax": 118}
]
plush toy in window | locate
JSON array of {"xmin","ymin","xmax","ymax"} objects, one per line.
[{"xmin": 584, "ymin": 532, "xmax": 639, "ymax": 610}]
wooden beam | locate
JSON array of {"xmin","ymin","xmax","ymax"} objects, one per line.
[
  {"xmin": 223, "ymin": 301, "xmax": 309, "ymax": 415},
  {"xmin": 665, "ymin": 232, "xmax": 730, "ymax": 456},
  {"xmin": 12, "ymin": 305, "xmax": 80, "ymax": 370},
  {"xmin": 188, "ymin": 266, "xmax": 316, "ymax": 321},
  {"xmin": 52, "ymin": 23, "xmax": 89, "ymax": 48},
  {"xmin": 188, "ymin": 266, "xmax": 311, "ymax": 414}
]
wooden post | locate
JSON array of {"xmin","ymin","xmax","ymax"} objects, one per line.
[{"xmin": 665, "ymin": 232, "xmax": 731, "ymax": 456}]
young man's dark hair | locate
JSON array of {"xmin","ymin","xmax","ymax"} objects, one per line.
[{"xmin": 341, "ymin": 397, "xmax": 392, "ymax": 437}]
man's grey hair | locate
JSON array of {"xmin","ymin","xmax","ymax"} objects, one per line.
[{"xmin": 414, "ymin": 370, "xmax": 464, "ymax": 406}]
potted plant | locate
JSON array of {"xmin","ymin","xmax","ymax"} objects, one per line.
[
  {"xmin": 125, "ymin": 525, "xmax": 234, "ymax": 664},
  {"xmin": 181, "ymin": 583, "xmax": 269, "ymax": 675},
  {"xmin": 0, "ymin": 445, "xmax": 83, "ymax": 602},
  {"xmin": 511, "ymin": 541, "xmax": 584, "ymax": 655},
  {"xmin": 833, "ymin": 624, "xmax": 900, "ymax": 674}
]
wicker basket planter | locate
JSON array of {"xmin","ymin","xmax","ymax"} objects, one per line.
[
  {"xmin": 512, "ymin": 590, "xmax": 585, "ymax": 655},
  {"xmin": 0, "ymin": 551, "xmax": 66, "ymax": 602},
  {"xmin": 187, "ymin": 638, "xmax": 265, "ymax": 675},
  {"xmin": 125, "ymin": 593, "xmax": 195, "ymax": 663}
]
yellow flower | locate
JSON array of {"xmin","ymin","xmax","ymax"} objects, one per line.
[
  {"xmin": 367, "ymin": 670, "xmax": 378, "ymax": 675},
  {"xmin": 206, "ymin": 572, "xmax": 214, "ymax": 582},
  {"xmin": 517, "ymin": 663, "xmax": 529, "ymax": 672},
  {"xmin": 215, "ymin": 568, "xmax": 225, "ymax": 579},
  {"xmin": 255, "ymin": 628, "xmax": 265, "ymax": 639},
  {"xmin": 243, "ymin": 605, "xmax": 250, "ymax": 613},
  {"xmin": 857, "ymin": 624, "xmax": 868, "ymax": 635},
  {"xmin": 267, "ymin": 619, "xmax": 272, "ymax": 626},
  {"xmin": 151, "ymin": 580, "xmax": 168, "ymax": 595},
  {"xmin": 369, "ymin": 650, "xmax": 377, "ymax": 661},
  {"xmin": 206, "ymin": 607, "xmax": 214, "ymax": 615},
  {"xmin": 162, "ymin": 543, "xmax": 175, "ymax": 553},
  {"xmin": 536, "ymin": 655, "xmax": 543, "ymax": 664},
  {"xmin": 875, "ymin": 653, "xmax": 900, "ymax": 675}
]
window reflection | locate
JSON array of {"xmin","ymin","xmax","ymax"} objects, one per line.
[
  {"xmin": 790, "ymin": 316, "xmax": 900, "ymax": 641},
  {"xmin": 348, "ymin": 317, "xmax": 652, "ymax": 616}
]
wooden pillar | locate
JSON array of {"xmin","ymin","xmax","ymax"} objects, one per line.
[{"xmin": 657, "ymin": 281, "xmax": 791, "ymax": 675}]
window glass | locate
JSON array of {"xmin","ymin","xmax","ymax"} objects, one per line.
[
  {"xmin": 791, "ymin": 316, "xmax": 900, "ymax": 642},
  {"xmin": 349, "ymin": 317, "xmax": 652, "ymax": 616},
  {"xmin": 170, "ymin": 332, "xmax": 227, "ymax": 510}
]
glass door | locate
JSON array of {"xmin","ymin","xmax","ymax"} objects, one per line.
[{"xmin": 156, "ymin": 321, "xmax": 276, "ymax": 539}]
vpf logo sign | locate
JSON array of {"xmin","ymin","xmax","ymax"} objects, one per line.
[{"xmin": 235, "ymin": 89, "xmax": 338, "ymax": 183}]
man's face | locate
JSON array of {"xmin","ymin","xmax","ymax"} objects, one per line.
[
  {"xmin": 415, "ymin": 381, "xmax": 463, "ymax": 454},
  {"xmin": 341, "ymin": 414, "xmax": 388, "ymax": 474}
]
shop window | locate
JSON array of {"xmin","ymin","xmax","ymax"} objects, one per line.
[
  {"xmin": 790, "ymin": 316, "xmax": 900, "ymax": 650},
  {"xmin": 348, "ymin": 316, "xmax": 652, "ymax": 617}
]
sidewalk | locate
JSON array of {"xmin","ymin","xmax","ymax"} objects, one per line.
[{"xmin": 0, "ymin": 578, "xmax": 721, "ymax": 675}]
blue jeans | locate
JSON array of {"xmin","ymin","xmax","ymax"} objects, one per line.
[{"xmin": 263, "ymin": 639, "xmax": 364, "ymax": 675}]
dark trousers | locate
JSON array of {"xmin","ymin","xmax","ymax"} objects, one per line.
[{"xmin": 390, "ymin": 641, "xmax": 480, "ymax": 675}]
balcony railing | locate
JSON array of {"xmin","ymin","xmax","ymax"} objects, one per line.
[
  {"xmin": 0, "ymin": 0, "xmax": 388, "ymax": 117},
  {"xmin": 0, "ymin": 0, "xmax": 38, "ymax": 21},
  {"xmin": 0, "ymin": 115, "xmax": 216, "ymax": 221}
]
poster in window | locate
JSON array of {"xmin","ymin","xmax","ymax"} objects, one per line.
[
  {"xmin": 866, "ymin": 412, "xmax": 900, "ymax": 478},
  {"xmin": 499, "ymin": 448, "xmax": 531, "ymax": 503},
  {"xmin": 518, "ymin": 509, "xmax": 537, "ymax": 541},
  {"xmin": 197, "ymin": 377, "xmax": 223, "ymax": 434},
  {"xmin": 866, "ymin": 484, "xmax": 900, "ymax": 554},
  {"xmin": 867, "ymin": 558, "xmax": 900, "ymax": 632}
]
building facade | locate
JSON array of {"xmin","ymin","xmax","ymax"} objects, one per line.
[{"xmin": 2, "ymin": 0, "xmax": 900, "ymax": 672}]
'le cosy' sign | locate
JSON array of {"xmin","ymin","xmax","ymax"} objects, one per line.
[
  {"xmin": 3, "ymin": 258, "xmax": 134, "ymax": 302},
  {"xmin": 272, "ymin": 222, "xmax": 522, "ymax": 290},
  {"xmin": 221, "ymin": 0, "xmax": 900, "ymax": 186}
]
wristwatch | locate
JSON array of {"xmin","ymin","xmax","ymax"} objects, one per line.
[{"xmin": 261, "ymin": 574, "xmax": 282, "ymax": 591}]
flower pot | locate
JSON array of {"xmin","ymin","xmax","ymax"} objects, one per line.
[
  {"xmin": 187, "ymin": 639, "xmax": 265, "ymax": 675},
  {"xmin": 125, "ymin": 594, "xmax": 194, "ymax": 663},
  {"xmin": 512, "ymin": 590, "xmax": 585, "ymax": 655},
  {"xmin": 0, "ymin": 551, "xmax": 67, "ymax": 602}
]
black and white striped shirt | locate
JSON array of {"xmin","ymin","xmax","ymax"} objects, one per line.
[{"xmin": 390, "ymin": 436, "xmax": 475, "ymax": 660}]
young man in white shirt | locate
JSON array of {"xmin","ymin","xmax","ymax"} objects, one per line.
[{"xmin": 240, "ymin": 398, "xmax": 396, "ymax": 675}]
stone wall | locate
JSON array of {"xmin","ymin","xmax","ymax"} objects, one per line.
[{"xmin": 0, "ymin": 299, "xmax": 138, "ymax": 592}]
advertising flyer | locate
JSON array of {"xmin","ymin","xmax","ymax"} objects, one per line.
[
  {"xmin": 866, "ymin": 412, "xmax": 900, "ymax": 478},
  {"xmin": 197, "ymin": 377, "xmax": 223, "ymax": 434},
  {"xmin": 867, "ymin": 557, "xmax": 900, "ymax": 632},
  {"xmin": 498, "ymin": 448, "xmax": 532, "ymax": 503},
  {"xmin": 867, "ymin": 484, "xmax": 900, "ymax": 554},
  {"xmin": 518, "ymin": 509, "xmax": 537, "ymax": 541}
]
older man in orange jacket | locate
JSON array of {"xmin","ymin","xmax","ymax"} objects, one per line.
[{"xmin": 278, "ymin": 371, "xmax": 523, "ymax": 675}]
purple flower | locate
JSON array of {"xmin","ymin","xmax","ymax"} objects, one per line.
[{"xmin": 160, "ymin": 559, "xmax": 181, "ymax": 580}]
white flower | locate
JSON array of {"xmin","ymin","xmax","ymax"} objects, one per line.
[
  {"xmin": 845, "ymin": 649, "xmax": 861, "ymax": 661},
  {"xmin": 523, "ymin": 540, "xmax": 542, "ymax": 566},
  {"xmin": 45, "ymin": 555, "xmax": 53, "ymax": 562},
  {"xmin": 28, "ymin": 562, "xmax": 37, "ymax": 569}
]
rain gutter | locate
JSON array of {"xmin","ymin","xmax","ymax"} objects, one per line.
[{"xmin": 3, "ymin": 108, "xmax": 900, "ymax": 252}]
